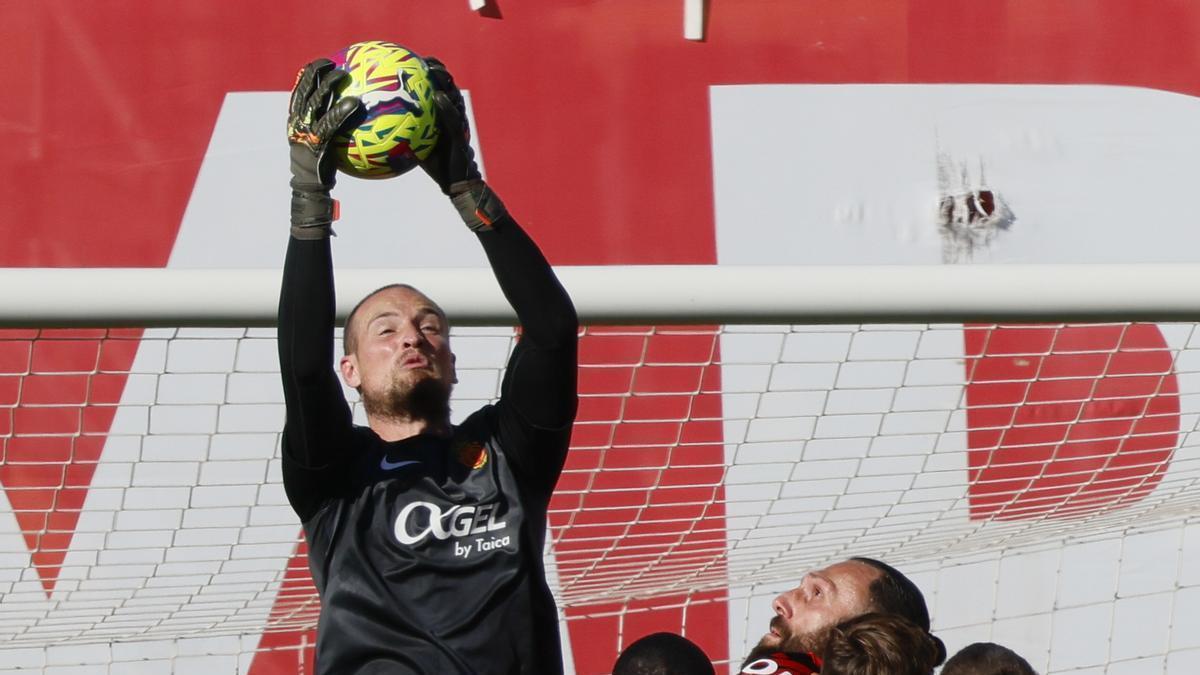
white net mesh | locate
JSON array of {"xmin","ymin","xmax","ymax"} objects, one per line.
[{"xmin": 1, "ymin": 322, "xmax": 1199, "ymax": 673}]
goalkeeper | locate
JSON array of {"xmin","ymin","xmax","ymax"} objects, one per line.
[{"xmin": 279, "ymin": 58, "xmax": 578, "ymax": 674}]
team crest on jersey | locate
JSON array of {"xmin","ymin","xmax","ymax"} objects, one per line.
[{"xmin": 456, "ymin": 441, "xmax": 488, "ymax": 469}]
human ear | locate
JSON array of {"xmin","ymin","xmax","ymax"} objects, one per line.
[{"xmin": 339, "ymin": 354, "xmax": 362, "ymax": 388}]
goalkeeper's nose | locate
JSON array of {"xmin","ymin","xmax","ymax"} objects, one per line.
[{"xmin": 399, "ymin": 324, "xmax": 429, "ymax": 349}]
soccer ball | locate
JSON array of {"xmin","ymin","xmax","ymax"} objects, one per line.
[{"xmin": 329, "ymin": 41, "xmax": 439, "ymax": 180}]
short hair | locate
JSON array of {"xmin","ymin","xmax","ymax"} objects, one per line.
[
  {"xmin": 849, "ymin": 558, "xmax": 946, "ymax": 665},
  {"xmin": 941, "ymin": 642, "xmax": 1038, "ymax": 675},
  {"xmin": 850, "ymin": 557, "xmax": 931, "ymax": 632},
  {"xmin": 342, "ymin": 283, "xmax": 448, "ymax": 356},
  {"xmin": 821, "ymin": 613, "xmax": 944, "ymax": 675},
  {"xmin": 612, "ymin": 632, "xmax": 715, "ymax": 675}
]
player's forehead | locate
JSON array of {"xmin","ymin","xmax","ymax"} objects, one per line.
[
  {"xmin": 358, "ymin": 287, "xmax": 444, "ymax": 322},
  {"xmin": 805, "ymin": 559, "xmax": 879, "ymax": 590}
]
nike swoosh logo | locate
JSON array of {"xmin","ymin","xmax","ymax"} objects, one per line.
[{"xmin": 381, "ymin": 457, "xmax": 422, "ymax": 471}]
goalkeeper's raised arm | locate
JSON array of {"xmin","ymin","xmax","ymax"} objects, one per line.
[
  {"xmin": 277, "ymin": 59, "xmax": 361, "ymax": 522},
  {"xmin": 418, "ymin": 56, "xmax": 580, "ymax": 500},
  {"xmin": 276, "ymin": 56, "xmax": 578, "ymax": 675}
]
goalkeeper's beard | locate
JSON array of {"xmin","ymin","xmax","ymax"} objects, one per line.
[{"xmin": 361, "ymin": 370, "xmax": 452, "ymax": 426}]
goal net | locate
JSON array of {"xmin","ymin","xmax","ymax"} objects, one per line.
[{"xmin": 1, "ymin": 266, "xmax": 1199, "ymax": 674}]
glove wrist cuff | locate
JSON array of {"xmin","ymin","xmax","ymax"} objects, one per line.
[
  {"xmin": 290, "ymin": 224, "xmax": 333, "ymax": 240},
  {"xmin": 291, "ymin": 189, "xmax": 339, "ymax": 235},
  {"xmin": 449, "ymin": 181, "xmax": 507, "ymax": 232}
]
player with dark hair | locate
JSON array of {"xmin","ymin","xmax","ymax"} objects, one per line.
[
  {"xmin": 820, "ymin": 612, "xmax": 943, "ymax": 675},
  {"xmin": 849, "ymin": 557, "xmax": 940, "ymax": 646},
  {"xmin": 740, "ymin": 557, "xmax": 944, "ymax": 673},
  {"xmin": 942, "ymin": 642, "xmax": 1038, "ymax": 675},
  {"xmin": 280, "ymin": 57, "xmax": 578, "ymax": 674},
  {"xmin": 612, "ymin": 632, "xmax": 716, "ymax": 675}
]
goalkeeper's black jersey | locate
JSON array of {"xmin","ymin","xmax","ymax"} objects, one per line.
[{"xmin": 278, "ymin": 217, "xmax": 578, "ymax": 675}]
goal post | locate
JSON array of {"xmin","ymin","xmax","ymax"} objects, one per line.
[
  {"xmin": 1, "ymin": 265, "xmax": 1199, "ymax": 674},
  {"xmin": 3, "ymin": 263, "xmax": 1200, "ymax": 326}
]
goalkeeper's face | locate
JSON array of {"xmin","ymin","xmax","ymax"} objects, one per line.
[
  {"xmin": 340, "ymin": 287, "xmax": 457, "ymax": 419},
  {"xmin": 746, "ymin": 560, "xmax": 879, "ymax": 661}
]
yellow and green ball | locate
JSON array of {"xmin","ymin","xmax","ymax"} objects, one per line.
[{"xmin": 329, "ymin": 41, "xmax": 439, "ymax": 179}]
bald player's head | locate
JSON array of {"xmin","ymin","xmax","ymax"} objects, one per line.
[
  {"xmin": 613, "ymin": 633, "xmax": 715, "ymax": 675},
  {"xmin": 342, "ymin": 283, "xmax": 449, "ymax": 357},
  {"xmin": 337, "ymin": 284, "xmax": 457, "ymax": 426}
]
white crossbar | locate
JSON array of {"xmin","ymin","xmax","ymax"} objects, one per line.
[{"xmin": 1, "ymin": 264, "xmax": 1198, "ymax": 327}]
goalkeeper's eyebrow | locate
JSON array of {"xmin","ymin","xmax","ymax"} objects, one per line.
[{"xmin": 367, "ymin": 307, "xmax": 444, "ymax": 326}]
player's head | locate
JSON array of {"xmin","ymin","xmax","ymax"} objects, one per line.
[
  {"xmin": 821, "ymin": 612, "xmax": 944, "ymax": 675},
  {"xmin": 849, "ymin": 557, "xmax": 935, "ymax": 636},
  {"xmin": 612, "ymin": 632, "xmax": 715, "ymax": 675},
  {"xmin": 941, "ymin": 642, "xmax": 1037, "ymax": 675},
  {"xmin": 745, "ymin": 558, "xmax": 936, "ymax": 664},
  {"xmin": 339, "ymin": 284, "xmax": 457, "ymax": 423}
]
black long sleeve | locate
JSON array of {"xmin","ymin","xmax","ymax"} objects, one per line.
[
  {"xmin": 278, "ymin": 236, "xmax": 354, "ymax": 518},
  {"xmin": 477, "ymin": 214, "xmax": 579, "ymax": 497}
]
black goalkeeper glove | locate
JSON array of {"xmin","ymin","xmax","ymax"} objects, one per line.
[
  {"xmin": 287, "ymin": 58, "xmax": 363, "ymax": 239},
  {"xmin": 419, "ymin": 57, "xmax": 507, "ymax": 232}
]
